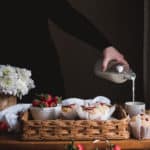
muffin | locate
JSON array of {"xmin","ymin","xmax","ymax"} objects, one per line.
[
  {"xmin": 61, "ymin": 104, "xmax": 77, "ymax": 119},
  {"xmin": 76, "ymin": 103, "xmax": 116, "ymax": 120},
  {"xmin": 130, "ymin": 113, "xmax": 150, "ymax": 139}
]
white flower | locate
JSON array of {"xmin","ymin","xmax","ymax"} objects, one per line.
[
  {"xmin": 16, "ymin": 68, "xmax": 31, "ymax": 81},
  {"xmin": 0, "ymin": 65, "xmax": 35, "ymax": 99},
  {"xmin": 0, "ymin": 65, "xmax": 17, "ymax": 78},
  {"xmin": 16, "ymin": 79, "xmax": 28, "ymax": 97},
  {"xmin": 0, "ymin": 77, "xmax": 16, "ymax": 91}
]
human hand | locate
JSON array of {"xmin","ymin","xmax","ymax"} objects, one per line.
[{"xmin": 101, "ymin": 46, "xmax": 129, "ymax": 72}]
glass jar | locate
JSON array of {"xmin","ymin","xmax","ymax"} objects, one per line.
[{"xmin": 94, "ymin": 59, "xmax": 136, "ymax": 83}]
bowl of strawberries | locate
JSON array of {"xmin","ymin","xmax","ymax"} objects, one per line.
[{"xmin": 30, "ymin": 94, "xmax": 62, "ymax": 120}]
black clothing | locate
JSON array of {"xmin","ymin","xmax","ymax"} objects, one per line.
[
  {"xmin": 48, "ymin": 0, "xmax": 111, "ymax": 50},
  {"xmin": 0, "ymin": 1, "xmax": 111, "ymax": 103}
]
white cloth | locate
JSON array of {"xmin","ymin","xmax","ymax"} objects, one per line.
[{"xmin": 0, "ymin": 104, "xmax": 31, "ymax": 131}]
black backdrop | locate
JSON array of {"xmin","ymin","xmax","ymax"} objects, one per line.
[
  {"xmin": 50, "ymin": 0, "xmax": 144, "ymax": 104},
  {"xmin": 0, "ymin": 0, "xmax": 144, "ymax": 104}
]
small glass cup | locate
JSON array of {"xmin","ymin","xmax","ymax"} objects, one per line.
[{"xmin": 125, "ymin": 101, "xmax": 145, "ymax": 117}]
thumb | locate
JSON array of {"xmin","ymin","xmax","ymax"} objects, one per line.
[{"xmin": 102, "ymin": 57, "xmax": 110, "ymax": 72}]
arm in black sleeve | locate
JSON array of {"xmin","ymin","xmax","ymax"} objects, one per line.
[{"xmin": 48, "ymin": 0, "xmax": 112, "ymax": 51}]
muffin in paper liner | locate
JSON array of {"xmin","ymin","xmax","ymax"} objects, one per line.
[
  {"xmin": 129, "ymin": 113, "xmax": 150, "ymax": 139},
  {"xmin": 61, "ymin": 98, "xmax": 84, "ymax": 119},
  {"xmin": 61, "ymin": 96, "xmax": 112, "ymax": 120},
  {"xmin": 76, "ymin": 103, "xmax": 116, "ymax": 120},
  {"xmin": 61, "ymin": 104, "xmax": 78, "ymax": 119}
]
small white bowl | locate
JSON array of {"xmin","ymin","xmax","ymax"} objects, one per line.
[
  {"xmin": 53, "ymin": 104, "xmax": 62, "ymax": 119},
  {"xmin": 30, "ymin": 106, "xmax": 54, "ymax": 120}
]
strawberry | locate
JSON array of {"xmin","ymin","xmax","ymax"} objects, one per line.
[
  {"xmin": 46, "ymin": 95, "xmax": 53, "ymax": 106},
  {"xmin": 76, "ymin": 144, "xmax": 84, "ymax": 150},
  {"xmin": 32, "ymin": 99, "xmax": 41, "ymax": 107},
  {"xmin": 113, "ymin": 144, "xmax": 121, "ymax": 150},
  {"xmin": 49, "ymin": 101, "xmax": 57, "ymax": 107},
  {"xmin": 32, "ymin": 93, "xmax": 61, "ymax": 108},
  {"xmin": 40, "ymin": 100, "xmax": 49, "ymax": 107},
  {"xmin": 47, "ymin": 101, "xmax": 53, "ymax": 107},
  {"xmin": 0, "ymin": 121, "xmax": 8, "ymax": 132},
  {"xmin": 40, "ymin": 94, "xmax": 52, "ymax": 101},
  {"xmin": 53, "ymin": 96, "xmax": 58, "ymax": 103},
  {"xmin": 47, "ymin": 94, "xmax": 53, "ymax": 101}
]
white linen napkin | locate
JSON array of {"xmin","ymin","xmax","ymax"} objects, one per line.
[{"xmin": 0, "ymin": 104, "xmax": 31, "ymax": 131}]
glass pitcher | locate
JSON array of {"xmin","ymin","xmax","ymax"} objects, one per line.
[{"xmin": 94, "ymin": 59, "xmax": 136, "ymax": 83}]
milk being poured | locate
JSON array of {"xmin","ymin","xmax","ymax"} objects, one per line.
[
  {"xmin": 131, "ymin": 76, "xmax": 136, "ymax": 103},
  {"xmin": 94, "ymin": 60, "xmax": 136, "ymax": 101}
]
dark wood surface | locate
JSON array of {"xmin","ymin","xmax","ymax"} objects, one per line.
[{"xmin": 0, "ymin": 135, "xmax": 150, "ymax": 150}]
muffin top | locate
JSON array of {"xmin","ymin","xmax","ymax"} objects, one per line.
[{"xmin": 131, "ymin": 113, "xmax": 150, "ymax": 127}]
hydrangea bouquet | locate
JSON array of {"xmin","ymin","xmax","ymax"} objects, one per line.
[{"xmin": 0, "ymin": 65, "xmax": 35, "ymax": 99}]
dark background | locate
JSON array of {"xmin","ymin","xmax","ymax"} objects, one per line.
[{"xmin": 49, "ymin": 0, "xmax": 144, "ymax": 103}]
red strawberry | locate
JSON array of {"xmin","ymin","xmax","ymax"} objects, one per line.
[
  {"xmin": 39, "ymin": 94, "xmax": 52, "ymax": 101},
  {"xmin": 47, "ymin": 101, "xmax": 53, "ymax": 107},
  {"xmin": 33, "ymin": 93, "xmax": 61, "ymax": 108},
  {"xmin": 53, "ymin": 96, "xmax": 58, "ymax": 103},
  {"xmin": 32, "ymin": 99, "xmax": 41, "ymax": 107},
  {"xmin": 40, "ymin": 94, "xmax": 53, "ymax": 106},
  {"xmin": 40, "ymin": 100, "xmax": 49, "ymax": 107},
  {"xmin": 0, "ymin": 121, "xmax": 8, "ymax": 132},
  {"xmin": 76, "ymin": 144, "xmax": 84, "ymax": 150},
  {"xmin": 49, "ymin": 101, "xmax": 57, "ymax": 107},
  {"xmin": 46, "ymin": 95, "xmax": 53, "ymax": 106},
  {"xmin": 47, "ymin": 96, "xmax": 58, "ymax": 107},
  {"xmin": 113, "ymin": 144, "xmax": 121, "ymax": 150},
  {"xmin": 39, "ymin": 95, "xmax": 45, "ymax": 101},
  {"xmin": 47, "ymin": 94, "xmax": 53, "ymax": 101}
]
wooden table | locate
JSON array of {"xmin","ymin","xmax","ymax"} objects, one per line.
[{"xmin": 0, "ymin": 135, "xmax": 150, "ymax": 150}]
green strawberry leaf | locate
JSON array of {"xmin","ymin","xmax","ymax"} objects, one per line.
[{"xmin": 57, "ymin": 96, "xmax": 62, "ymax": 103}]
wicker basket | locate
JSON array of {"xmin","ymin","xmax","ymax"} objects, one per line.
[{"xmin": 21, "ymin": 105, "xmax": 130, "ymax": 141}]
